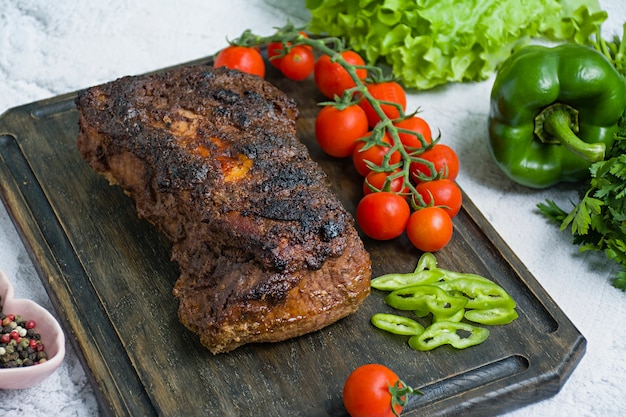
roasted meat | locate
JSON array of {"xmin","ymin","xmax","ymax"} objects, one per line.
[{"xmin": 75, "ymin": 65, "xmax": 371, "ymax": 354}]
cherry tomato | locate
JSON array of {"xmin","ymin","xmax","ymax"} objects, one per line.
[
  {"xmin": 395, "ymin": 116, "xmax": 432, "ymax": 150},
  {"xmin": 363, "ymin": 170, "xmax": 408, "ymax": 195},
  {"xmin": 214, "ymin": 45, "xmax": 265, "ymax": 78},
  {"xmin": 356, "ymin": 192, "xmax": 410, "ymax": 240},
  {"xmin": 267, "ymin": 41, "xmax": 286, "ymax": 69},
  {"xmin": 343, "ymin": 364, "xmax": 405, "ymax": 417},
  {"xmin": 314, "ymin": 51, "xmax": 367, "ymax": 99},
  {"xmin": 406, "ymin": 206, "xmax": 453, "ymax": 252},
  {"xmin": 353, "ymin": 133, "xmax": 402, "ymax": 177},
  {"xmin": 359, "ymin": 81, "xmax": 407, "ymax": 128},
  {"xmin": 280, "ymin": 45, "xmax": 315, "ymax": 81},
  {"xmin": 315, "ymin": 104, "xmax": 369, "ymax": 158},
  {"xmin": 414, "ymin": 179, "xmax": 463, "ymax": 218},
  {"xmin": 267, "ymin": 32, "xmax": 311, "ymax": 69},
  {"xmin": 410, "ymin": 144, "xmax": 460, "ymax": 182}
]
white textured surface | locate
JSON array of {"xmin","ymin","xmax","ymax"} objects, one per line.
[{"xmin": 0, "ymin": 1, "xmax": 624, "ymax": 416}]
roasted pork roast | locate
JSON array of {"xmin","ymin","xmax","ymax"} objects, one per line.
[{"xmin": 75, "ymin": 65, "xmax": 371, "ymax": 353}]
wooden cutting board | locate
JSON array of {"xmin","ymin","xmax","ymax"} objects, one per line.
[{"xmin": 0, "ymin": 57, "xmax": 585, "ymax": 417}]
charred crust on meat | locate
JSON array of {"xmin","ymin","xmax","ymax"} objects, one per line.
[
  {"xmin": 75, "ymin": 65, "xmax": 371, "ymax": 353},
  {"xmin": 246, "ymin": 272, "xmax": 300, "ymax": 302}
]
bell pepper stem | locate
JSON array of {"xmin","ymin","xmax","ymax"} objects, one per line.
[{"xmin": 534, "ymin": 103, "xmax": 606, "ymax": 162}]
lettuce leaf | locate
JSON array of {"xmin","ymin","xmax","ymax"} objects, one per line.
[{"xmin": 305, "ymin": 0, "xmax": 608, "ymax": 89}]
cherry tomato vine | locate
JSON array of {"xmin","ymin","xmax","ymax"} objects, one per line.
[{"xmin": 216, "ymin": 24, "xmax": 462, "ymax": 252}]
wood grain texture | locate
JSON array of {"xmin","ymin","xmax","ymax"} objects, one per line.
[{"xmin": 0, "ymin": 58, "xmax": 585, "ymax": 417}]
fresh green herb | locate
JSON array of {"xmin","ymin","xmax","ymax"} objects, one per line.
[
  {"xmin": 537, "ymin": 26, "xmax": 626, "ymax": 291},
  {"xmin": 304, "ymin": 0, "xmax": 607, "ymax": 89},
  {"xmin": 539, "ymin": 118, "xmax": 626, "ymax": 290},
  {"xmin": 538, "ymin": 112, "xmax": 626, "ymax": 290}
]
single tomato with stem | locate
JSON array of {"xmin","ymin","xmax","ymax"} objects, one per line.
[
  {"xmin": 343, "ymin": 364, "xmax": 418, "ymax": 417},
  {"xmin": 314, "ymin": 51, "xmax": 367, "ymax": 99},
  {"xmin": 356, "ymin": 192, "xmax": 410, "ymax": 240},
  {"xmin": 406, "ymin": 206, "xmax": 454, "ymax": 252},
  {"xmin": 315, "ymin": 104, "xmax": 369, "ymax": 158}
]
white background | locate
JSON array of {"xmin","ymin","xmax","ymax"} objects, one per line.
[{"xmin": 0, "ymin": 1, "xmax": 624, "ymax": 416}]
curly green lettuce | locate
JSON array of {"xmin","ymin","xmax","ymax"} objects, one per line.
[{"xmin": 305, "ymin": 0, "xmax": 608, "ymax": 89}]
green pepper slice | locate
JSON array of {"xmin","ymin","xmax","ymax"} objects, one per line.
[
  {"xmin": 412, "ymin": 305, "xmax": 461, "ymax": 319},
  {"xmin": 436, "ymin": 269, "xmax": 494, "ymax": 283},
  {"xmin": 464, "ymin": 307, "xmax": 518, "ymax": 325},
  {"xmin": 386, "ymin": 285, "xmax": 468, "ymax": 317},
  {"xmin": 371, "ymin": 269, "xmax": 445, "ymax": 291},
  {"xmin": 412, "ymin": 308, "xmax": 430, "ymax": 318},
  {"xmin": 413, "ymin": 252, "xmax": 438, "ymax": 272},
  {"xmin": 408, "ymin": 321, "xmax": 490, "ymax": 351},
  {"xmin": 371, "ymin": 313, "xmax": 425, "ymax": 336},
  {"xmin": 435, "ymin": 277, "xmax": 516, "ymax": 310},
  {"xmin": 433, "ymin": 307, "xmax": 465, "ymax": 323}
]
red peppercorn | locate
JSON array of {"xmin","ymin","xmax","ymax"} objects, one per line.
[{"xmin": 0, "ymin": 313, "xmax": 49, "ymax": 367}]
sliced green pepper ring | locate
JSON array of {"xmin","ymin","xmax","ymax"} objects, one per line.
[
  {"xmin": 371, "ymin": 313, "xmax": 425, "ymax": 336},
  {"xmin": 435, "ymin": 277, "xmax": 516, "ymax": 309},
  {"xmin": 386, "ymin": 285, "xmax": 468, "ymax": 316},
  {"xmin": 413, "ymin": 252, "xmax": 438, "ymax": 272},
  {"xmin": 437, "ymin": 269, "xmax": 494, "ymax": 283},
  {"xmin": 464, "ymin": 307, "xmax": 519, "ymax": 325},
  {"xmin": 371, "ymin": 269, "xmax": 445, "ymax": 291},
  {"xmin": 433, "ymin": 307, "xmax": 465, "ymax": 323},
  {"xmin": 408, "ymin": 321, "xmax": 490, "ymax": 351},
  {"xmin": 413, "ymin": 308, "xmax": 430, "ymax": 318}
]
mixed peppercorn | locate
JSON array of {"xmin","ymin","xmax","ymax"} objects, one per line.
[{"xmin": 0, "ymin": 306, "xmax": 48, "ymax": 368}]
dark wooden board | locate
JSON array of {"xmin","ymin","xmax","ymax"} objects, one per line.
[{"xmin": 0, "ymin": 58, "xmax": 585, "ymax": 417}]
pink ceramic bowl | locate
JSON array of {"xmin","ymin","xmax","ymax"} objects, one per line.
[{"xmin": 0, "ymin": 269, "xmax": 65, "ymax": 389}]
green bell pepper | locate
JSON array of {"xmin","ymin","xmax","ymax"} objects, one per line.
[{"xmin": 488, "ymin": 43, "xmax": 626, "ymax": 189}]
